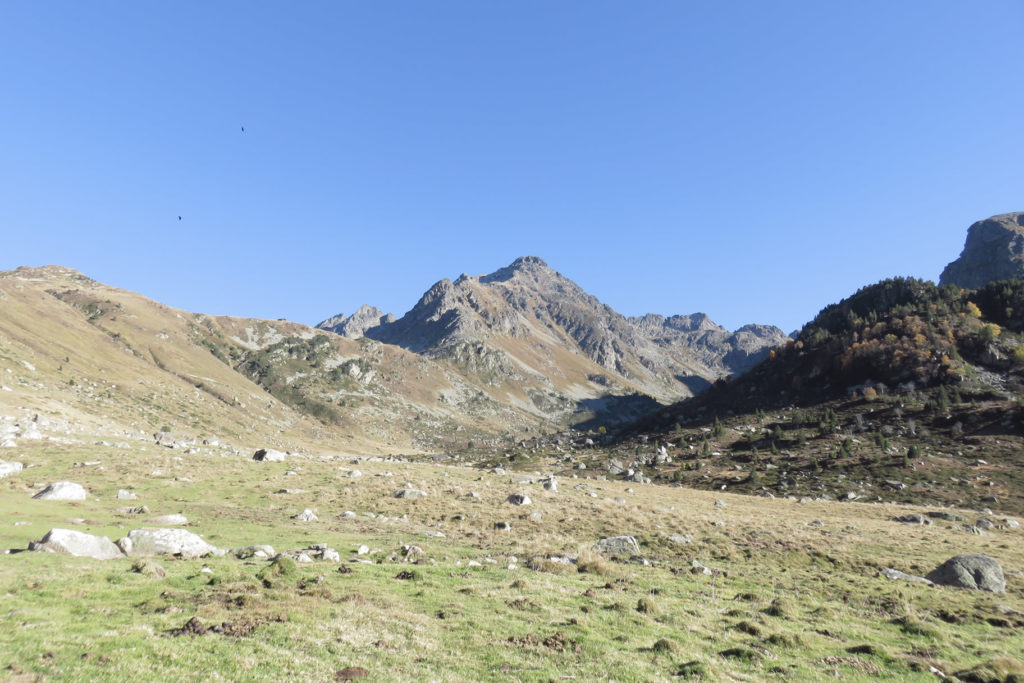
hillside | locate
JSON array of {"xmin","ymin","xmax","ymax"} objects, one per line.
[
  {"xmin": 0, "ymin": 266, "xmax": 548, "ymax": 455},
  {"xmin": 527, "ymin": 277, "xmax": 1024, "ymax": 515}
]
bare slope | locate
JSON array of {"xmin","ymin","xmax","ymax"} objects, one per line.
[{"xmin": 0, "ymin": 266, "xmax": 547, "ymax": 454}]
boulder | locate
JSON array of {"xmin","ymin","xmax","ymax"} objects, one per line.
[
  {"xmin": 253, "ymin": 448, "xmax": 286, "ymax": 462},
  {"xmin": 0, "ymin": 460, "xmax": 23, "ymax": 478},
  {"xmin": 879, "ymin": 568, "xmax": 933, "ymax": 586},
  {"xmin": 29, "ymin": 528, "xmax": 123, "ymax": 560},
  {"xmin": 116, "ymin": 489, "xmax": 138, "ymax": 500},
  {"xmin": 926, "ymin": 554, "xmax": 1005, "ymax": 593},
  {"xmin": 32, "ymin": 481, "xmax": 87, "ymax": 501},
  {"xmin": 118, "ymin": 528, "xmax": 217, "ymax": 559},
  {"xmin": 293, "ymin": 509, "xmax": 318, "ymax": 522},
  {"xmin": 667, "ymin": 534, "xmax": 693, "ymax": 546},
  {"xmin": 595, "ymin": 535, "xmax": 641, "ymax": 556},
  {"xmin": 394, "ymin": 489, "xmax": 427, "ymax": 500},
  {"xmin": 234, "ymin": 545, "xmax": 276, "ymax": 560},
  {"xmin": 506, "ymin": 493, "xmax": 531, "ymax": 506}
]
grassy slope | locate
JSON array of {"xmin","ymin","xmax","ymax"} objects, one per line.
[{"xmin": 0, "ymin": 436, "xmax": 1021, "ymax": 681}]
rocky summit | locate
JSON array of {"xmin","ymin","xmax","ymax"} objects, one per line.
[
  {"xmin": 318, "ymin": 256, "xmax": 787, "ymax": 405},
  {"xmin": 940, "ymin": 211, "xmax": 1024, "ymax": 289}
]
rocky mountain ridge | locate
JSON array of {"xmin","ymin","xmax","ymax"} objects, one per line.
[{"xmin": 317, "ymin": 256, "xmax": 788, "ymax": 402}]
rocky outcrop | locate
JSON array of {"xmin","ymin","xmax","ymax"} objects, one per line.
[
  {"xmin": 317, "ymin": 305, "xmax": 395, "ymax": 339},
  {"xmin": 940, "ymin": 212, "xmax": 1024, "ymax": 289}
]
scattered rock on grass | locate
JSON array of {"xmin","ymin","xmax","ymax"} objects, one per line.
[
  {"xmin": 148, "ymin": 514, "xmax": 188, "ymax": 526},
  {"xmin": 252, "ymin": 448, "xmax": 286, "ymax": 462},
  {"xmin": 394, "ymin": 489, "xmax": 427, "ymax": 500},
  {"xmin": 0, "ymin": 460, "xmax": 23, "ymax": 478},
  {"xmin": 32, "ymin": 481, "xmax": 87, "ymax": 501},
  {"xmin": 892, "ymin": 514, "xmax": 931, "ymax": 525},
  {"xmin": 293, "ymin": 509, "xmax": 318, "ymax": 522},
  {"xmin": 926, "ymin": 555, "xmax": 1005, "ymax": 593},
  {"xmin": 506, "ymin": 493, "xmax": 531, "ymax": 506},
  {"xmin": 879, "ymin": 568, "xmax": 933, "ymax": 585},
  {"xmin": 29, "ymin": 528, "xmax": 123, "ymax": 560},
  {"xmin": 118, "ymin": 528, "xmax": 217, "ymax": 559},
  {"xmin": 595, "ymin": 535, "xmax": 640, "ymax": 556}
]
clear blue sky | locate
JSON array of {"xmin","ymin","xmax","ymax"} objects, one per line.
[{"xmin": 2, "ymin": 2, "xmax": 1022, "ymax": 334}]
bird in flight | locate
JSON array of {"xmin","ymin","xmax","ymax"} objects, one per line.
[
  {"xmin": 178, "ymin": 216, "xmax": 182, "ymax": 221},
  {"xmin": 241, "ymin": 126, "xmax": 245, "ymax": 133}
]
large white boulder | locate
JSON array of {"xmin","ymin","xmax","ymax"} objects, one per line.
[
  {"xmin": 32, "ymin": 481, "xmax": 88, "ymax": 501},
  {"xmin": 253, "ymin": 448, "xmax": 286, "ymax": 462},
  {"xmin": 118, "ymin": 528, "xmax": 216, "ymax": 559},
  {"xmin": 30, "ymin": 529, "xmax": 124, "ymax": 560},
  {"xmin": 0, "ymin": 460, "xmax": 23, "ymax": 478}
]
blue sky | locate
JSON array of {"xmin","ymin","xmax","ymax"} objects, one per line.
[{"xmin": 2, "ymin": 2, "xmax": 1022, "ymax": 334}]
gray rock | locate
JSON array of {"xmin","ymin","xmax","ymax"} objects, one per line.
[
  {"xmin": 29, "ymin": 528, "xmax": 123, "ymax": 560},
  {"xmin": 927, "ymin": 511, "xmax": 967, "ymax": 522},
  {"xmin": 494, "ymin": 521, "xmax": 511, "ymax": 531},
  {"xmin": 394, "ymin": 489, "xmax": 427, "ymax": 500},
  {"xmin": 506, "ymin": 493, "xmax": 531, "ymax": 505},
  {"xmin": 595, "ymin": 535, "xmax": 641, "ymax": 556},
  {"xmin": 116, "ymin": 489, "xmax": 138, "ymax": 500},
  {"xmin": 32, "ymin": 481, "xmax": 87, "ymax": 501},
  {"xmin": 293, "ymin": 509, "xmax": 318, "ymax": 522},
  {"xmin": 667, "ymin": 534, "xmax": 693, "ymax": 545},
  {"xmin": 542, "ymin": 477, "xmax": 558, "ymax": 492},
  {"xmin": 926, "ymin": 554, "xmax": 1005, "ymax": 593},
  {"xmin": 252, "ymin": 448, "xmax": 286, "ymax": 462},
  {"xmin": 0, "ymin": 460, "xmax": 23, "ymax": 478},
  {"xmin": 880, "ymin": 568, "xmax": 933, "ymax": 585},
  {"xmin": 892, "ymin": 514, "xmax": 931, "ymax": 525},
  {"xmin": 118, "ymin": 528, "xmax": 217, "ymax": 559},
  {"xmin": 940, "ymin": 212, "xmax": 1024, "ymax": 288},
  {"xmin": 233, "ymin": 545, "xmax": 275, "ymax": 560}
]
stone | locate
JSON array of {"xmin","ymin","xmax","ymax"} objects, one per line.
[
  {"xmin": 927, "ymin": 511, "xmax": 967, "ymax": 522},
  {"xmin": 595, "ymin": 535, "xmax": 641, "ymax": 556},
  {"xmin": 880, "ymin": 568, "xmax": 933, "ymax": 586},
  {"xmin": 253, "ymin": 448, "xmax": 286, "ymax": 462},
  {"xmin": 424, "ymin": 530, "xmax": 446, "ymax": 538},
  {"xmin": 118, "ymin": 528, "xmax": 217, "ymax": 559},
  {"xmin": 394, "ymin": 489, "xmax": 426, "ymax": 500},
  {"xmin": 293, "ymin": 509, "xmax": 318, "ymax": 522},
  {"xmin": 542, "ymin": 477, "xmax": 558, "ymax": 492},
  {"xmin": 940, "ymin": 212, "xmax": 1024, "ymax": 288},
  {"xmin": 116, "ymin": 489, "xmax": 138, "ymax": 500},
  {"xmin": 29, "ymin": 528, "xmax": 123, "ymax": 560},
  {"xmin": 506, "ymin": 493, "xmax": 531, "ymax": 506},
  {"xmin": 347, "ymin": 469, "xmax": 362, "ymax": 478},
  {"xmin": 32, "ymin": 481, "xmax": 87, "ymax": 501},
  {"xmin": 148, "ymin": 514, "xmax": 188, "ymax": 526},
  {"xmin": 926, "ymin": 554, "xmax": 1005, "ymax": 593},
  {"xmin": 0, "ymin": 460, "xmax": 23, "ymax": 478},
  {"xmin": 234, "ymin": 545, "xmax": 275, "ymax": 559},
  {"xmin": 892, "ymin": 514, "xmax": 931, "ymax": 525},
  {"xmin": 667, "ymin": 534, "xmax": 693, "ymax": 546},
  {"xmin": 494, "ymin": 521, "xmax": 511, "ymax": 531}
]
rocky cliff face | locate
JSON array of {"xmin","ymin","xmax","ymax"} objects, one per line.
[
  {"xmin": 317, "ymin": 305, "xmax": 396, "ymax": 339},
  {"xmin": 628, "ymin": 314, "xmax": 790, "ymax": 377},
  {"xmin": 940, "ymin": 212, "xmax": 1024, "ymax": 289},
  {"xmin": 318, "ymin": 257, "xmax": 786, "ymax": 403}
]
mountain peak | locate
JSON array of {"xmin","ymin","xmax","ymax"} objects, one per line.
[{"xmin": 480, "ymin": 256, "xmax": 551, "ymax": 284}]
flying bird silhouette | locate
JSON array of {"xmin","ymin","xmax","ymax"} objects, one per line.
[
  {"xmin": 241, "ymin": 126, "xmax": 245, "ymax": 132},
  {"xmin": 178, "ymin": 216, "xmax": 182, "ymax": 221}
]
